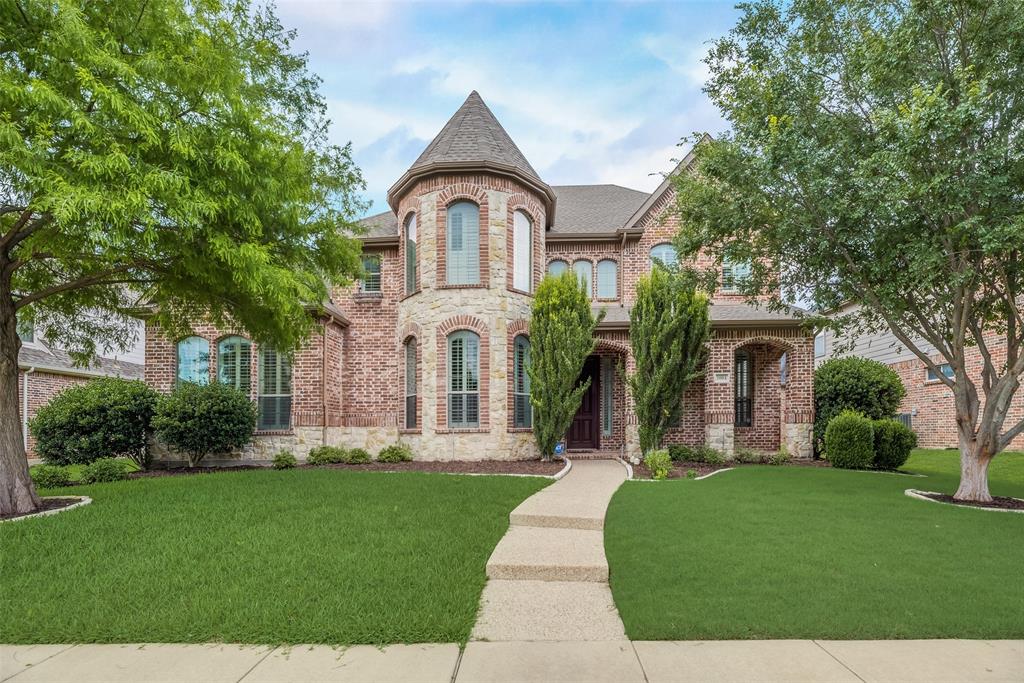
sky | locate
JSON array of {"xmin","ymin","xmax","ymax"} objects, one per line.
[{"xmin": 273, "ymin": 0, "xmax": 742, "ymax": 217}]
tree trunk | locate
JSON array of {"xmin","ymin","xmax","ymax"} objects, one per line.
[
  {"xmin": 954, "ymin": 448, "xmax": 993, "ymax": 502},
  {"xmin": 0, "ymin": 296, "xmax": 41, "ymax": 516}
]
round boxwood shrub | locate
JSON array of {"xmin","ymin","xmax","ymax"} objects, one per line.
[
  {"xmin": 345, "ymin": 448, "xmax": 371, "ymax": 464},
  {"xmin": 824, "ymin": 410, "xmax": 875, "ymax": 469},
  {"xmin": 872, "ymin": 419, "xmax": 917, "ymax": 470},
  {"xmin": 30, "ymin": 378, "xmax": 158, "ymax": 468},
  {"xmin": 152, "ymin": 382, "xmax": 256, "ymax": 467},
  {"xmin": 81, "ymin": 458, "xmax": 130, "ymax": 484},
  {"xmin": 31, "ymin": 464, "xmax": 71, "ymax": 489},
  {"xmin": 814, "ymin": 357, "xmax": 905, "ymax": 454},
  {"xmin": 377, "ymin": 443, "xmax": 413, "ymax": 463},
  {"xmin": 307, "ymin": 446, "xmax": 347, "ymax": 465},
  {"xmin": 272, "ymin": 450, "xmax": 297, "ymax": 470}
]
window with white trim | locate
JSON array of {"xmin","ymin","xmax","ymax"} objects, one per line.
[
  {"xmin": 573, "ymin": 260, "xmax": 592, "ymax": 298},
  {"xmin": 596, "ymin": 260, "xmax": 617, "ymax": 299},
  {"xmin": 448, "ymin": 331, "xmax": 480, "ymax": 428},
  {"xmin": 446, "ymin": 201, "xmax": 480, "ymax": 285},
  {"xmin": 359, "ymin": 254, "xmax": 381, "ymax": 293},
  {"xmin": 513, "ymin": 210, "xmax": 532, "ymax": 292},
  {"xmin": 926, "ymin": 363, "xmax": 954, "ymax": 382},
  {"xmin": 177, "ymin": 336, "xmax": 210, "ymax": 386},
  {"xmin": 814, "ymin": 333, "xmax": 825, "ymax": 358},
  {"xmin": 258, "ymin": 348, "xmax": 292, "ymax": 430},
  {"xmin": 405, "ymin": 213, "xmax": 417, "ymax": 294},
  {"xmin": 722, "ymin": 258, "xmax": 751, "ymax": 292},
  {"xmin": 547, "ymin": 260, "xmax": 568, "ymax": 277},
  {"xmin": 513, "ymin": 335, "xmax": 531, "ymax": 428},
  {"xmin": 217, "ymin": 336, "xmax": 251, "ymax": 393},
  {"xmin": 649, "ymin": 243, "xmax": 677, "ymax": 268},
  {"xmin": 404, "ymin": 339, "xmax": 417, "ymax": 429}
]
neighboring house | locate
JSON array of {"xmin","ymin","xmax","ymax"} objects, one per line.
[
  {"xmin": 815, "ymin": 302, "xmax": 1024, "ymax": 450},
  {"xmin": 17, "ymin": 321, "xmax": 145, "ymax": 458},
  {"xmin": 142, "ymin": 91, "xmax": 816, "ymax": 463}
]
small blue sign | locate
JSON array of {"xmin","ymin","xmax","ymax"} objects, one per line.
[{"xmin": 554, "ymin": 441, "xmax": 565, "ymax": 455}]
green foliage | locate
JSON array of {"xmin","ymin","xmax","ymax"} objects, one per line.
[
  {"xmin": 528, "ymin": 272, "xmax": 602, "ymax": 459},
  {"xmin": 345, "ymin": 448, "xmax": 372, "ymax": 464},
  {"xmin": 152, "ymin": 383, "xmax": 256, "ymax": 467},
  {"xmin": 685, "ymin": 469, "xmax": 698, "ymax": 480},
  {"xmin": 272, "ymin": 451, "xmax": 297, "ymax": 470},
  {"xmin": 644, "ymin": 450, "xmax": 672, "ymax": 480},
  {"xmin": 80, "ymin": 458, "xmax": 129, "ymax": 484},
  {"xmin": 873, "ymin": 419, "xmax": 917, "ymax": 470},
  {"xmin": 813, "ymin": 358, "xmax": 906, "ymax": 452},
  {"xmin": 667, "ymin": 445, "xmax": 691, "ymax": 462},
  {"xmin": 307, "ymin": 446, "xmax": 347, "ymax": 465},
  {"xmin": 377, "ymin": 444, "xmax": 413, "ymax": 463},
  {"xmin": 627, "ymin": 268, "xmax": 711, "ymax": 454},
  {"xmin": 825, "ymin": 411, "xmax": 875, "ymax": 470},
  {"xmin": 769, "ymin": 448, "xmax": 791, "ymax": 466},
  {"xmin": 29, "ymin": 378, "xmax": 158, "ymax": 468},
  {"xmin": 669, "ymin": 444, "xmax": 725, "ymax": 465},
  {"xmin": 30, "ymin": 465, "xmax": 70, "ymax": 489},
  {"xmin": 734, "ymin": 448, "xmax": 764, "ymax": 464}
]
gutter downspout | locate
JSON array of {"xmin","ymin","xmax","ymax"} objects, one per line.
[{"xmin": 23, "ymin": 367, "xmax": 35, "ymax": 452}]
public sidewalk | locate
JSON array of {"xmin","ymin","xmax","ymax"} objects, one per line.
[{"xmin": 3, "ymin": 639, "xmax": 1021, "ymax": 682}]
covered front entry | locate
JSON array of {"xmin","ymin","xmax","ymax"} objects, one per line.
[{"xmin": 567, "ymin": 355, "xmax": 600, "ymax": 449}]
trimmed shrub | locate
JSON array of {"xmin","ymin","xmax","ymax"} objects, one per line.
[
  {"xmin": 769, "ymin": 447, "xmax": 791, "ymax": 466},
  {"xmin": 377, "ymin": 443, "xmax": 413, "ymax": 463},
  {"xmin": 644, "ymin": 449, "xmax": 672, "ymax": 480},
  {"xmin": 273, "ymin": 450, "xmax": 297, "ymax": 470},
  {"xmin": 81, "ymin": 458, "xmax": 129, "ymax": 484},
  {"xmin": 669, "ymin": 444, "xmax": 725, "ymax": 465},
  {"xmin": 814, "ymin": 358, "xmax": 905, "ymax": 453},
  {"xmin": 30, "ymin": 378, "xmax": 158, "ymax": 468},
  {"xmin": 307, "ymin": 446, "xmax": 347, "ymax": 465},
  {"xmin": 152, "ymin": 382, "xmax": 256, "ymax": 467},
  {"xmin": 685, "ymin": 468, "xmax": 698, "ymax": 479},
  {"xmin": 345, "ymin": 448, "xmax": 371, "ymax": 464},
  {"xmin": 824, "ymin": 410, "xmax": 875, "ymax": 469},
  {"xmin": 667, "ymin": 444, "xmax": 692, "ymax": 462},
  {"xmin": 31, "ymin": 465, "xmax": 71, "ymax": 489},
  {"xmin": 734, "ymin": 447, "xmax": 763, "ymax": 464},
  {"xmin": 873, "ymin": 419, "xmax": 917, "ymax": 470}
]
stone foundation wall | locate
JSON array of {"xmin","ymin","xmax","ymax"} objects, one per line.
[{"xmin": 783, "ymin": 422, "xmax": 814, "ymax": 460}]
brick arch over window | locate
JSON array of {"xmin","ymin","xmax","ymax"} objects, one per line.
[
  {"xmin": 436, "ymin": 185, "xmax": 489, "ymax": 289},
  {"xmin": 506, "ymin": 194, "xmax": 545, "ymax": 294},
  {"xmin": 506, "ymin": 319, "xmax": 532, "ymax": 430},
  {"xmin": 436, "ymin": 315, "xmax": 490, "ymax": 431}
]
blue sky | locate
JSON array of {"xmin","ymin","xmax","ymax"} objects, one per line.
[{"xmin": 274, "ymin": 0, "xmax": 742, "ymax": 217}]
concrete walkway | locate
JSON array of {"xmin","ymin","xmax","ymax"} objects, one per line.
[
  {"xmin": 3, "ymin": 640, "xmax": 1021, "ymax": 682},
  {"xmin": 471, "ymin": 459, "xmax": 628, "ymax": 643}
]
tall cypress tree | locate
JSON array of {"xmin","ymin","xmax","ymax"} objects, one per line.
[
  {"xmin": 628, "ymin": 268, "xmax": 711, "ymax": 454},
  {"xmin": 528, "ymin": 272, "xmax": 602, "ymax": 460}
]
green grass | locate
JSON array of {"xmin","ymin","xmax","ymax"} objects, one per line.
[
  {"xmin": 1, "ymin": 469, "xmax": 547, "ymax": 644},
  {"xmin": 29, "ymin": 458, "xmax": 140, "ymax": 482},
  {"xmin": 606, "ymin": 448, "xmax": 1024, "ymax": 640}
]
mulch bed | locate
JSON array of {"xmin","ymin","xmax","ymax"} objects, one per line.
[
  {"xmin": 0, "ymin": 496, "xmax": 85, "ymax": 522},
  {"xmin": 132, "ymin": 460, "xmax": 565, "ymax": 478},
  {"xmin": 632, "ymin": 458, "xmax": 833, "ymax": 480},
  {"xmin": 130, "ymin": 466, "xmax": 265, "ymax": 479},
  {"xmin": 913, "ymin": 490, "xmax": 1024, "ymax": 511}
]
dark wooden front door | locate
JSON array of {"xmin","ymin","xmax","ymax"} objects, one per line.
[{"xmin": 568, "ymin": 356, "xmax": 600, "ymax": 449}]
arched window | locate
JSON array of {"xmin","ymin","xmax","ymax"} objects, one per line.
[
  {"xmin": 596, "ymin": 260, "xmax": 618, "ymax": 299},
  {"xmin": 405, "ymin": 213, "xmax": 417, "ymax": 294},
  {"xmin": 649, "ymin": 243, "xmax": 677, "ymax": 268},
  {"xmin": 447, "ymin": 330, "xmax": 480, "ymax": 428},
  {"xmin": 722, "ymin": 258, "xmax": 751, "ymax": 292},
  {"xmin": 547, "ymin": 260, "xmax": 568, "ymax": 277},
  {"xmin": 217, "ymin": 336, "xmax": 251, "ymax": 393},
  {"xmin": 573, "ymin": 260, "xmax": 592, "ymax": 298},
  {"xmin": 258, "ymin": 348, "xmax": 292, "ymax": 430},
  {"xmin": 176, "ymin": 337, "xmax": 210, "ymax": 386},
  {"xmin": 404, "ymin": 338, "xmax": 417, "ymax": 429},
  {"xmin": 513, "ymin": 210, "xmax": 532, "ymax": 292},
  {"xmin": 446, "ymin": 201, "xmax": 480, "ymax": 285},
  {"xmin": 513, "ymin": 335, "xmax": 531, "ymax": 428}
]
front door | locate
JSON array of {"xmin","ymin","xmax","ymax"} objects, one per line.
[{"xmin": 568, "ymin": 356, "xmax": 600, "ymax": 449}]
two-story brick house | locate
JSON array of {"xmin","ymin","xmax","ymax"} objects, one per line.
[{"xmin": 144, "ymin": 92, "xmax": 815, "ymax": 463}]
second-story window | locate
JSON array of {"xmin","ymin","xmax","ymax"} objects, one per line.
[
  {"xmin": 405, "ymin": 213, "xmax": 417, "ymax": 294},
  {"xmin": 447, "ymin": 201, "xmax": 480, "ymax": 285},
  {"xmin": 513, "ymin": 210, "xmax": 532, "ymax": 292},
  {"xmin": 547, "ymin": 260, "xmax": 568, "ymax": 277},
  {"xmin": 360, "ymin": 254, "xmax": 381, "ymax": 293},
  {"xmin": 596, "ymin": 260, "xmax": 617, "ymax": 299},
  {"xmin": 650, "ymin": 243, "xmax": 677, "ymax": 268},
  {"xmin": 573, "ymin": 260, "xmax": 592, "ymax": 298},
  {"xmin": 722, "ymin": 259, "xmax": 751, "ymax": 292}
]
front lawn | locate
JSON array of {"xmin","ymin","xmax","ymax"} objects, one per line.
[
  {"xmin": 605, "ymin": 448, "xmax": 1024, "ymax": 640},
  {"xmin": 1, "ymin": 469, "xmax": 547, "ymax": 644}
]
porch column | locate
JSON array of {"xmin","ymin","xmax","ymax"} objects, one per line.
[
  {"xmin": 704, "ymin": 338, "xmax": 735, "ymax": 457},
  {"xmin": 782, "ymin": 335, "xmax": 816, "ymax": 459}
]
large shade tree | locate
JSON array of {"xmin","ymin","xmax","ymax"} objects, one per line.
[
  {"xmin": 0, "ymin": 0, "xmax": 365, "ymax": 515},
  {"xmin": 673, "ymin": 0, "xmax": 1023, "ymax": 501}
]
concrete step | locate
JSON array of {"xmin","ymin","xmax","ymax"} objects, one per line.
[
  {"xmin": 471, "ymin": 580, "xmax": 627, "ymax": 641},
  {"xmin": 486, "ymin": 526, "xmax": 607, "ymax": 582}
]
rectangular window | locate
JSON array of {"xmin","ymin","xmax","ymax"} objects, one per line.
[
  {"xmin": 513, "ymin": 336, "xmax": 531, "ymax": 428},
  {"xmin": 360, "ymin": 254, "xmax": 381, "ymax": 293},
  {"xmin": 734, "ymin": 351, "xmax": 753, "ymax": 427},
  {"xmin": 405, "ymin": 342, "xmax": 417, "ymax": 429},
  {"xmin": 448, "ymin": 332, "xmax": 480, "ymax": 428},
  {"xmin": 601, "ymin": 357, "xmax": 614, "ymax": 437},
  {"xmin": 258, "ymin": 349, "xmax": 292, "ymax": 430},
  {"xmin": 723, "ymin": 259, "xmax": 750, "ymax": 292},
  {"xmin": 926, "ymin": 363, "xmax": 954, "ymax": 382},
  {"xmin": 16, "ymin": 320, "xmax": 33, "ymax": 344},
  {"xmin": 814, "ymin": 334, "xmax": 825, "ymax": 358}
]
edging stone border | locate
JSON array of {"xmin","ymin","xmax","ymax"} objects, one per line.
[
  {"xmin": 904, "ymin": 488, "xmax": 1024, "ymax": 514},
  {"xmin": 1, "ymin": 496, "xmax": 92, "ymax": 523},
  {"xmin": 552, "ymin": 457, "xmax": 572, "ymax": 480},
  {"xmin": 616, "ymin": 457, "xmax": 633, "ymax": 480}
]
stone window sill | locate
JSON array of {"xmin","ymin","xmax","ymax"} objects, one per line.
[
  {"xmin": 398, "ymin": 428, "xmax": 422, "ymax": 435},
  {"xmin": 436, "ymin": 427, "xmax": 489, "ymax": 434},
  {"xmin": 507, "ymin": 287, "xmax": 533, "ymax": 297},
  {"xmin": 438, "ymin": 284, "xmax": 488, "ymax": 290},
  {"xmin": 400, "ymin": 289, "xmax": 420, "ymax": 302},
  {"xmin": 255, "ymin": 430, "xmax": 294, "ymax": 436},
  {"xmin": 354, "ymin": 292, "xmax": 383, "ymax": 303},
  {"xmin": 507, "ymin": 427, "xmax": 533, "ymax": 433}
]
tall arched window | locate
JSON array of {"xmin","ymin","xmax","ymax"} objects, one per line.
[
  {"xmin": 446, "ymin": 201, "xmax": 480, "ymax": 285},
  {"xmin": 596, "ymin": 259, "xmax": 618, "ymax": 299},
  {"xmin": 573, "ymin": 260, "xmax": 592, "ymax": 298},
  {"xmin": 258, "ymin": 348, "xmax": 292, "ymax": 430},
  {"xmin": 404, "ymin": 338, "xmax": 417, "ymax": 429},
  {"xmin": 513, "ymin": 335, "xmax": 531, "ymax": 428},
  {"xmin": 405, "ymin": 213, "xmax": 417, "ymax": 294},
  {"xmin": 547, "ymin": 260, "xmax": 568, "ymax": 277},
  {"xmin": 176, "ymin": 337, "xmax": 210, "ymax": 386},
  {"xmin": 448, "ymin": 330, "xmax": 480, "ymax": 428},
  {"xmin": 217, "ymin": 336, "xmax": 251, "ymax": 393},
  {"xmin": 513, "ymin": 210, "xmax": 532, "ymax": 292},
  {"xmin": 649, "ymin": 243, "xmax": 677, "ymax": 268}
]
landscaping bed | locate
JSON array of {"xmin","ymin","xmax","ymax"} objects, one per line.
[
  {"xmin": 315, "ymin": 459, "xmax": 564, "ymax": 476},
  {"xmin": 909, "ymin": 490, "xmax": 1024, "ymax": 511},
  {"xmin": 631, "ymin": 458, "xmax": 830, "ymax": 480},
  {"xmin": 0, "ymin": 496, "xmax": 86, "ymax": 522}
]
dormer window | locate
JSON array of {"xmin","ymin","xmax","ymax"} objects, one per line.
[{"xmin": 447, "ymin": 201, "xmax": 480, "ymax": 285}]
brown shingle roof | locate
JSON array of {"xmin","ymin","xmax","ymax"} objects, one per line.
[
  {"xmin": 18, "ymin": 345, "xmax": 144, "ymax": 379},
  {"xmin": 549, "ymin": 185, "xmax": 649, "ymax": 235}
]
